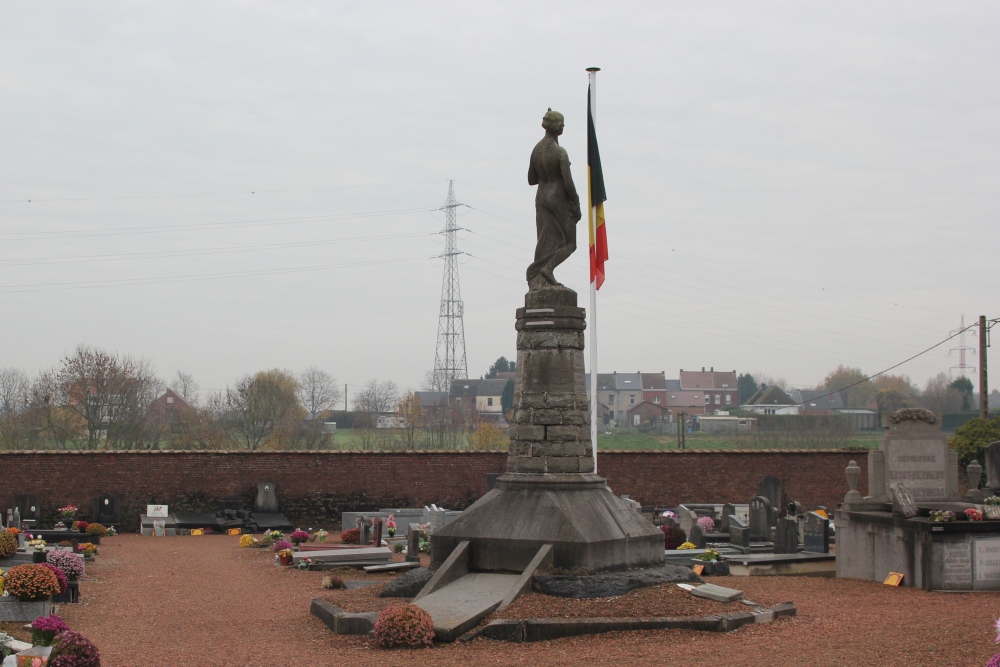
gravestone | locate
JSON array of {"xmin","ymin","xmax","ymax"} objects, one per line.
[
  {"xmin": 803, "ymin": 512, "xmax": 830, "ymax": 553},
  {"xmin": 986, "ymin": 441, "xmax": 1000, "ymax": 494},
  {"xmin": 677, "ymin": 506, "xmax": 698, "ymax": 537},
  {"xmin": 14, "ymin": 495, "xmax": 40, "ymax": 526},
  {"xmin": 406, "ymin": 523, "xmax": 421, "ymax": 562},
  {"xmin": 787, "ymin": 501, "xmax": 803, "ymax": 517},
  {"xmin": 92, "ymin": 494, "xmax": 121, "ymax": 526},
  {"xmin": 748, "ymin": 496, "xmax": 771, "ymax": 542},
  {"xmin": 728, "ymin": 516, "xmax": 750, "ymax": 551},
  {"xmin": 688, "ymin": 524, "xmax": 705, "ymax": 549},
  {"xmin": 868, "ymin": 409, "xmax": 958, "ymax": 502},
  {"xmin": 720, "ymin": 503, "xmax": 735, "ymax": 533},
  {"xmin": 255, "ymin": 481, "xmax": 279, "ymax": 512},
  {"xmin": 758, "ymin": 476, "xmax": 783, "ymax": 516},
  {"xmin": 373, "ymin": 517, "xmax": 383, "ymax": 547},
  {"xmin": 774, "ymin": 517, "xmax": 798, "ymax": 554},
  {"xmin": 890, "ymin": 482, "xmax": 918, "ymax": 519}
]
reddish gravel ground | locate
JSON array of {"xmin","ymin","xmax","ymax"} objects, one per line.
[{"xmin": 52, "ymin": 534, "xmax": 1000, "ymax": 667}]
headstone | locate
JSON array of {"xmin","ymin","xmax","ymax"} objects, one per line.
[
  {"xmin": 146, "ymin": 504, "xmax": 169, "ymax": 518},
  {"xmin": 688, "ymin": 524, "xmax": 705, "ymax": 549},
  {"xmin": 748, "ymin": 496, "xmax": 771, "ymax": 541},
  {"xmin": 373, "ymin": 517, "xmax": 384, "ymax": 547},
  {"xmin": 869, "ymin": 409, "xmax": 957, "ymax": 502},
  {"xmin": 720, "ymin": 504, "xmax": 735, "ymax": 533},
  {"xmin": 12, "ymin": 507, "xmax": 20, "ymax": 529},
  {"xmin": 803, "ymin": 511, "xmax": 830, "ymax": 553},
  {"xmin": 967, "ymin": 460, "xmax": 986, "ymax": 502},
  {"xmin": 788, "ymin": 501, "xmax": 803, "ymax": 517},
  {"xmin": 255, "ymin": 481, "xmax": 279, "ymax": 512},
  {"xmin": 728, "ymin": 515, "xmax": 750, "ymax": 550},
  {"xmin": 986, "ymin": 441, "xmax": 1000, "ymax": 493},
  {"xmin": 774, "ymin": 517, "xmax": 798, "ymax": 554},
  {"xmin": 890, "ymin": 482, "xmax": 918, "ymax": 519},
  {"xmin": 359, "ymin": 518, "xmax": 372, "ymax": 546},
  {"xmin": 14, "ymin": 495, "xmax": 39, "ymax": 525},
  {"xmin": 758, "ymin": 476, "xmax": 783, "ymax": 516},
  {"xmin": 677, "ymin": 506, "xmax": 698, "ymax": 537},
  {"xmin": 93, "ymin": 493, "xmax": 121, "ymax": 526},
  {"xmin": 406, "ymin": 523, "xmax": 421, "ymax": 562}
]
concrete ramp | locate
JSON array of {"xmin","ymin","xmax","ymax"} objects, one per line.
[{"xmin": 414, "ymin": 572, "xmax": 521, "ymax": 641}]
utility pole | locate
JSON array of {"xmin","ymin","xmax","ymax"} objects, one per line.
[
  {"xmin": 432, "ymin": 181, "xmax": 469, "ymax": 392},
  {"xmin": 981, "ymin": 315, "xmax": 990, "ymax": 419}
]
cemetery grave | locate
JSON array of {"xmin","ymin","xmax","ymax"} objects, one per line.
[{"xmin": 837, "ymin": 408, "xmax": 1000, "ymax": 590}]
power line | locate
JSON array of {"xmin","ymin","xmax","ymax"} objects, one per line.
[
  {"xmin": 0, "ymin": 255, "xmax": 433, "ymax": 294},
  {"xmin": 0, "ymin": 179, "xmax": 448, "ymax": 204}
]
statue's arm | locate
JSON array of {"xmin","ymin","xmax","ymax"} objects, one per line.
[{"xmin": 560, "ymin": 150, "xmax": 581, "ymax": 220}]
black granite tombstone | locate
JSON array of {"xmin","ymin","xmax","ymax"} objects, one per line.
[
  {"xmin": 774, "ymin": 517, "xmax": 798, "ymax": 554},
  {"xmin": 14, "ymin": 495, "xmax": 40, "ymax": 527},
  {"xmin": 92, "ymin": 494, "xmax": 121, "ymax": 527},
  {"xmin": 255, "ymin": 481, "xmax": 279, "ymax": 513},
  {"xmin": 803, "ymin": 512, "xmax": 830, "ymax": 553},
  {"xmin": 758, "ymin": 476, "xmax": 783, "ymax": 516},
  {"xmin": 728, "ymin": 515, "xmax": 750, "ymax": 551},
  {"xmin": 748, "ymin": 495, "xmax": 771, "ymax": 542}
]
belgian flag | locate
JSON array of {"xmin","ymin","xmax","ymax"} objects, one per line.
[{"xmin": 587, "ymin": 85, "xmax": 608, "ymax": 289}]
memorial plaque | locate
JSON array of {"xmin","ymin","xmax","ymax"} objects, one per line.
[
  {"xmin": 147, "ymin": 504, "xmax": 169, "ymax": 518},
  {"xmin": 885, "ymin": 440, "xmax": 948, "ymax": 501},
  {"xmin": 942, "ymin": 541, "xmax": 972, "ymax": 589},
  {"xmin": 774, "ymin": 517, "xmax": 798, "ymax": 554},
  {"xmin": 975, "ymin": 538, "xmax": 1000, "ymax": 584},
  {"xmin": 890, "ymin": 483, "xmax": 918, "ymax": 518},
  {"xmin": 803, "ymin": 511, "xmax": 830, "ymax": 553},
  {"xmin": 728, "ymin": 515, "xmax": 750, "ymax": 550}
]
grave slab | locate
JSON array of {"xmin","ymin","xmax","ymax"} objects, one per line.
[
  {"xmin": 294, "ymin": 547, "xmax": 392, "ymax": 566},
  {"xmin": 687, "ymin": 582, "xmax": 743, "ymax": 603},
  {"xmin": 413, "ymin": 572, "xmax": 521, "ymax": 642}
]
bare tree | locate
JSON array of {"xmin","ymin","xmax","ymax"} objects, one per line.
[
  {"xmin": 918, "ymin": 373, "xmax": 964, "ymax": 415},
  {"xmin": 298, "ymin": 367, "xmax": 341, "ymax": 419},
  {"xmin": 222, "ymin": 369, "xmax": 303, "ymax": 450},
  {"xmin": 171, "ymin": 371, "xmax": 200, "ymax": 405},
  {"xmin": 57, "ymin": 345, "xmax": 164, "ymax": 449},
  {"xmin": 353, "ymin": 379, "xmax": 400, "ymax": 415},
  {"xmin": 0, "ymin": 368, "xmax": 30, "ymax": 416}
]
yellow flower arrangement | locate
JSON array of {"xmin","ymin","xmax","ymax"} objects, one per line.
[
  {"xmin": 677, "ymin": 542, "xmax": 697, "ymax": 550},
  {"xmin": 0, "ymin": 572, "xmax": 5, "ymax": 595},
  {"xmin": 239, "ymin": 534, "xmax": 257, "ymax": 548}
]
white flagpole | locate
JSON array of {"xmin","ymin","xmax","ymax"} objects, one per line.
[{"xmin": 587, "ymin": 67, "xmax": 600, "ymax": 474}]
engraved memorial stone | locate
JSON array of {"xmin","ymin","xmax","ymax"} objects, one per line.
[
  {"xmin": 255, "ymin": 481, "xmax": 279, "ymax": 513},
  {"xmin": 803, "ymin": 511, "xmax": 830, "ymax": 553},
  {"xmin": 986, "ymin": 441, "xmax": 1000, "ymax": 493},
  {"xmin": 975, "ymin": 538, "xmax": 1000, "ymax": 586},
  {"xmin": 943, "ymin": 542, "xmax": 973, "ymax": 590},
  {"xmin": 748, "ymin": 496, "xmax": 771, "ymax": 542},
  {"xmin": 890, "ymin": 482, "xmax": 918, "ymax": 519},
  {"xmin": 689, "ymin": 524, "xmax": 705, "ymax": 549},
  {"xmin": 869, "ymin": 408, "xmax": 957, "ymax": 502},
  {"xmin": 728, "ymin": 516, "xmax": 750, "ymax": 551},
  {"xmin": 758, "ymin": 476, "xmax": 783, "ymax": 516},
  {"xmin": 774, "ymin": 517, "xmax": 798, "ymax": 554}
]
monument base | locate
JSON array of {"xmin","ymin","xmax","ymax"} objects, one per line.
[{"xmin": 430, "ymin": 473, "xmax": 665, "ymax": 574}]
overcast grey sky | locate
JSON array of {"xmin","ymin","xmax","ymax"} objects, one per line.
[{"xmin": 1, "ymin": 2, "xmax": 996, "ymax": 400}]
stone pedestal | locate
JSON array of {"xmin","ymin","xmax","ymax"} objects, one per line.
[{"xmin": 432, "ymin": 287, "xmax": 664, "ymax": 574}]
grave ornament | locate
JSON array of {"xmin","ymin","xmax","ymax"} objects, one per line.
[{"xmin": 890, "ymin": 482, "xmax": 918, "ymax": 519}]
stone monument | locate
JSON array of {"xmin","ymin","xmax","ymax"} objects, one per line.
[
  {"xmin": 866, "ymin": 408, "xmax": 960, "ymax": 503},
  {"xmin": 431, "ymin": 110, "xmax": 664, "ymax": 573}
]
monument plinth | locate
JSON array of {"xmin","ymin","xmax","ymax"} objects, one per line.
[{"xmin": 432, "ymin": 287, "xmax": 664, "ymax": 573}]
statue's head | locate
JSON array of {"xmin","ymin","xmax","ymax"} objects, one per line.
[{"xmin": 542, "ymin": 108, "xmax": 564, "ymax": 135}]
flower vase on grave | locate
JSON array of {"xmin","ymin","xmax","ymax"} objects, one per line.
[{"xmin": 279, "ymin": 554, "xmax": 292, "ymax": 566}]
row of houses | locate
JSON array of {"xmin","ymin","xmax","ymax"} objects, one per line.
[{"xmin": 585, "ymin": 368, "xmax": 740, "ymax": 427}]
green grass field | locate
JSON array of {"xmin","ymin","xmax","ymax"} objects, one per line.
[{"xmin": 320, "ymin": 428, "xmax": 880, "ymax": 452}]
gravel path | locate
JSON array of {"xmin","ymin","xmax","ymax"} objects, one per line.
[{"xmin": 54, "ymin": 535, "xmax": 1000, "ymax": 667}]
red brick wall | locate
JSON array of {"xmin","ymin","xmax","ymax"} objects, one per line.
[{"xmin": 0, "ymin": 450, "xmax": 867, "ymax": 530}]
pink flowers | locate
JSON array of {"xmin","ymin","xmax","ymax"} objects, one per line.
[{"xmin": 965, "ymin": 508, "xmax": 983, "ymax": 522}]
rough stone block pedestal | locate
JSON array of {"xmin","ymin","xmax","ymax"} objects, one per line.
[{"xmin": 432, "ymin": 287, "xmax": 664, "ymax": 574}]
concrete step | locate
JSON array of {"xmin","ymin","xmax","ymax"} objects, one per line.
[{"xmin": 414, "ymin": 573, "xmax": 521, "ymax": 642}]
